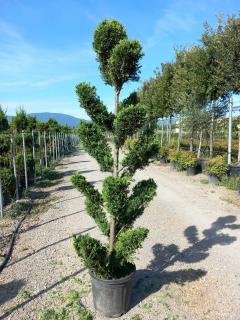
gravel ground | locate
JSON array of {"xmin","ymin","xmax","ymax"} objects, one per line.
[{"xmin": 0, "ymin": 147, "xmax": 240, "ymax": 320}]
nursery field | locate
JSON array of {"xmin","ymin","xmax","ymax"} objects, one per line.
[{"xmin": 0, "ymin": 146, "xmax": 240, "ymax": 320}]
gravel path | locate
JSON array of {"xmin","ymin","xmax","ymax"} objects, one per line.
[{"xmin": 0, "ymin": 147, "xmax": 240, "ymax": 320}]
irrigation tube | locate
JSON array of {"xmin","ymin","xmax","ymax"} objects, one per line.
[{"xmin": 0, "ymin": 202, "xmax": 33, "ymax": 273}]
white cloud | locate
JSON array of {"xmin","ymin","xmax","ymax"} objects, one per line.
[{"xmin": 145, "ymin": 1, "xmax": 205, "ymax": 49}]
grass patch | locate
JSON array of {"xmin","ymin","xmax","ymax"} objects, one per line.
[
  {"xmin": 35, "ymin": 168, "xmax": 63, "ymax": 188},
  {"xmin": 43, "ymin": 168, "xmax": 63, "ymax": 181},
  {"xmin": 4, "ymin": 199, "xmax": 32, "ymax": 218},
  {"xmin": 219, "ymin": 175, "xmax": 240, "ymax": 191},
  {"xmin": 130, "ymin": 315, "xmax": 141, "ymax": 320},
  {"xmin": 39, "ymin": 290, "xmax": 93, "ymax": 320},
  {"xmin": 18, "ymin": 289, "xmax": 31, "ymax": 301}
]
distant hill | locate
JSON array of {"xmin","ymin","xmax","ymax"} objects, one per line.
[{"xmin": 8, "ymin": 112, "xmax": 80, "ymax": 128}]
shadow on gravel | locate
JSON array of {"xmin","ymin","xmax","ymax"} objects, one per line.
[
  {"xmin": 132, "ymin": 215, "xmax": 240, "ymax": 308},
  {"xmin": 7, "ymin": 226, "xmax": 95, "ymax": 268},
  {"xmin": 53, "ymin": 195, "xmax": 83, "ymax": 204},
  {"xmin": 30, "ymin": 190, "xmax": 50, "ymax": 200},
  {"xmin": 78, "ymin": 169, "xmax": 97, "ymax": 174},
  {"xmin": 59, "ymin": 161, "xmax": 81, "ymax": 166},
  {"xmin": 57, "ymin": 185, "xmax": 76, "ymax": 191},
  {"xmin": 0, "ymin": 279, "xmax": 25, "ymax": 305},
  {"xmin": 63, "ymin": 169, "xmax": 78, "ymax": 176},
  {"xmin": 0, "ymin": 268, "xmax": 85, "ymax": 320},
  {"xmin": 21, "ymin": 210, "xmax": 84, "ymax": 234}
]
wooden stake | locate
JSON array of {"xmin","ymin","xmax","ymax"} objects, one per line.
[{"xmin": 22, "ymin": 130, "xmax": 28, "ymax": 190}]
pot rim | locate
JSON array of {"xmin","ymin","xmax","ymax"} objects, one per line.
[{"xmin": 89, "ymin": 265, "xmax": 136, "ymax": 284}]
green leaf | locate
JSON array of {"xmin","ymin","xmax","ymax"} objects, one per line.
[
  {"xmin": 76, "ymin": 83, "xmax": 114, "ymax": 131},
  {"xmin": 77, "ymin": 120, "xmax": 113, "ymax": 172},
  {"xmin": 71, "ymin": 174, "xmax": 109, "ymax": 236},
  {"xmin": 114, "ymin": 228, "xmax": 149, "ymax": 262},
  {"xmin": 73, "ymin": 234, "xmax": 109, "ymax": 279},
  {"xmin": 102, "ymin": 176, "xmax": 130, "ymax": 220},
  {"xmin": 114, "ymin": 104, "xmax": 147, "ymax": 147},
  {"xmin": 93, "ymin": 19, "xmax": 127, "ymax": 85},
  {"xmin": 122, "ymin": 125, "xmax": 159, "ymax": 176},
  {"xmin": 108, "ymin": 39, "xmax": 144, "ymax": 91},
  {"xmin": 125, "ymin": 179, "xmax": 157, "ymax": 226}
]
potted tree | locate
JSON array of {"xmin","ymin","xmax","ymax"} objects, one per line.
[
  {"xmin": 159, "ymin": 146, "xmax": 168, "ymax": 163},
  {"xmin": 168, "ymin": 148, "xmax": 179, "ymax": 169},
  {"xmin": 71, "ymin": 20, "xmax": 158, "ymax": 318},
  {"xmin": 179, "ymin": 151, "xmax": 198, "ymax": 175},
  {"xmin": 205, "ymin": 156, "xmax": 228, "ymax": 185}
]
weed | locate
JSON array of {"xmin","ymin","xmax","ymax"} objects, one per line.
[
  {"xmin": 163, "ymin": 315, "xmax": 178, "ymax": 320},
  {"xmin": 39, "ymin": 290, "xmax": 93, "ymax": 320},
  {"xmin": 130, "ymin": 315, "xmax": 141, "ymax": 320},
  {"xmin": 39, "ymin": 308, "xmax": 68, "ymax": 320},
  {"xmin": 220, "ymin": 175, "xmax": 239, "ymax": 191},
  {"xmin": 142, "ymin": 302, "xmax": 152, "ymax": 310},
  {"xmin": 18, "ymin": 289, "xmax": 31, "ymax": 301}
]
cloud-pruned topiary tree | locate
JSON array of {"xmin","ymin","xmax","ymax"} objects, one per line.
[{"xmin": 71, "ymin": 19, "xmax": 158, "ymax": 279}]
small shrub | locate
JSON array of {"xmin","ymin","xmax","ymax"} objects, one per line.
[
  {"xmin": 43, "ymin": 168, "xmax": 62, "ymax": 180},
  {"xmin": 0, "ymin": 168, "xmax": 15, "ymax": 202},
  {"xmin": 205, "ymin": 156, "xmax": 228, "ymax": 178},
  {"xmin": 0, "ymin": 135, "xmax": 10, "ymax": 154},
  {"xmin": 159, "ymin": 146, "xmax": 168, "ymax": 159},
  {"xmin": 168, "ymin": 149, "xmax": 184, "ymax": 170},
  {"xmin": 16, "ymin": 153, "xmax": 35, "ymax": 186},
  {"xmin": 178, "ymin": 151, "xmax": 197, "ymax": 169}
]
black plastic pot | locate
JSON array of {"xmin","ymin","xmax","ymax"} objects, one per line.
[
  {"xmin": 237, "ymin": 183, "xmax": 240, "ymax": 194},
  {"xmin": 170, "ymin": 161, "xmax": 176, "ymax": 169},
  {"xmin": 160, "ymin": 157, "xmax": 167, "ymax": 164},
  {"xmin": 197, "ymin": 159, "xmax": 207, "ymax": 173},
  {"xmin": 229, "ymin": 164, "xmax": 240, "ymax": 177},
  {"xmin": 208, "ymin": 175, "xmax": 219, "ymax": 185},
  {"xmin": 186, "ymin": 166, "xmax": 197, "ymax": 176},
  {"xmin": 90, "ymin": 269, "xmax": 136, "ymax": 318}
]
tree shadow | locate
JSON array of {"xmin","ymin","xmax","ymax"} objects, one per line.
[
  {"xmin": 53, "ymin": 195, "xmax": 83, "ymax": 204},
  {"xmin": 21, "ymin": 210, "xmax": 84, "ymax": 234},
  {"xmin": 63, "ymin": 169, "xmax": 78, "ymax": 176},
  {"xmin": 0, "ymin": 279, "xmax": 26, "ymax": 305},
  {"xmin": 29, "ymin": 190, "xmax": 50, "ymax": 200},
  {"xmin": 59, "ymin": 161, "xmax": 81, "ymax": 166},
  {"xmin": 132, "ymin": 215, "xmax": 240, "ymax": 308},
  {"xmin": 0, "ymin": 268, "xmax": 85, "ymax": 320},
  {"xmin": 78, "ymin": 169, "xmax": 97, "ymax": 174},
  {"xmin": 57, "ymin": 185, "xmax": 76, "ymax": 191},
  {"xmin": 7, "ymin": 226, "xmax": 95, "ymax": 268}
]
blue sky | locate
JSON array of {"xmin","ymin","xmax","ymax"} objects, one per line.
[{"xmin": 0, "ymin": 0, "xmax": 240, "ymax": 119}]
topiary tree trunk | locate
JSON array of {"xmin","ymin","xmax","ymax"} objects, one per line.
[{"xmin": 71, "ymin": 19, "xmax": 158, "ymax": 280}]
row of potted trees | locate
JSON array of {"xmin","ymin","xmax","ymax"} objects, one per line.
[{"xmin": 159, "ymin": 147, "xmax": 240, "ymax": 188}]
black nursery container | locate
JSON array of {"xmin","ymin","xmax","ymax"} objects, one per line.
[
  {"xmin": 186, "ymin": 166, "xmax": 197, "ymax": 176},
  {"xmin": 160, "ymin": 157, "xmax": 167, "ymax": 164},
  {"xmin": 229, "ymin": 164, "xmax": 240, "ymax": 177},
  {"xmin": 197, "ymin": 159, "xmax": 207, "ymax": 173},
  {"xmin": 90, "ymin": 268, "xmax": 136, "ymax": 318},
  {"xmin": 208, "ymin": 175, "xmax": 219, "ymax": 185},
  {"xmin": 170, "ymin": 161, "xmax": 176, "ymax": 169}
]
